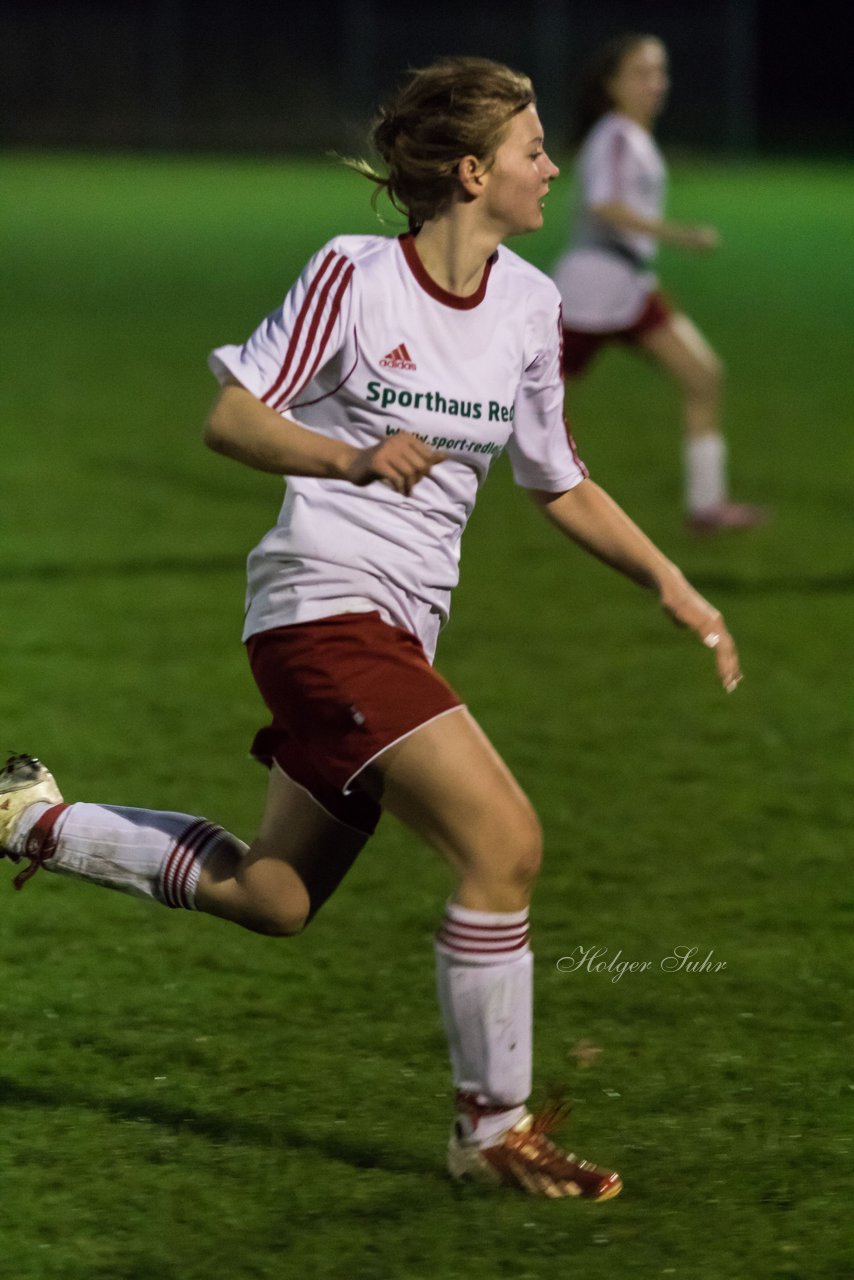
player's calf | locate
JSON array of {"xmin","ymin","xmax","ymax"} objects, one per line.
[{"xmin": 196, "ymin": 848, "xmax": 312, "ymax": 936}]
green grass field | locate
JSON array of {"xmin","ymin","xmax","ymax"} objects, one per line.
[{"xmin": 1, "ymin": 151, "xmax": 852, "ymax": 1279}]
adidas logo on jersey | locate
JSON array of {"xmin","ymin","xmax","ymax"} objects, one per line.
[{"xmin": 379, "ymin": 343, "xmax": 416, "ymax": 371}]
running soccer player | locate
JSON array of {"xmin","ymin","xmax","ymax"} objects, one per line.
[
  {"xmin": 1, "ymin": 56, "xmax": 742, "ymax": 1199},
  {"xmin": 552, "ymin": 33, "xmax": 768, "ymax": 532}
]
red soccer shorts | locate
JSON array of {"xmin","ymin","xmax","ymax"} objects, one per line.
[
  {"xmin": 246, "ymin": 611, "xmax": 463, "ymax": 834},
  {"xmin": 561, "ymin": 289, "xmax": 673, "ymax": 378}
]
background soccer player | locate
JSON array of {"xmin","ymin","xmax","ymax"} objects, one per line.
[
  {"xmin": 1, "ymin": 56, "xmax": 740, "ymax": 1199},
  {"xmin": 552, "ymin": 33, "xmax": 768, "ymax": 532}
]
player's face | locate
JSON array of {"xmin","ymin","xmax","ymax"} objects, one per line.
[
  {"xmin": 480, "ymin": 105, "xmax": 560, "ymax": 237},
  {"xmin": 607, "ymin": 40, "xmax": 670, "ymax": 125}
]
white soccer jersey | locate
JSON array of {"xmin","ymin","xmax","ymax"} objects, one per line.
[
  {"xmin": 552, "ymin": 112, "xmax": 667, "ymax": 331},
  {"xmin": 209, "ymin": 233, "xmax": 587, "ymax": 660}
]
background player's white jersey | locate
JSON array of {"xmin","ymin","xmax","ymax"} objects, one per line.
[
  {"xmin": 552, "ymin": 112, "xmax": 667, "ymax": 332},
  {"xmin": 210, "ymin": 233, "xmax": 587, "ymax": 659}
]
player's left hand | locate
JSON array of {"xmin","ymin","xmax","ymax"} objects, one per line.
[{"xmin": 658, "ymin": 572, "xmax": 741, "ymax": 693}]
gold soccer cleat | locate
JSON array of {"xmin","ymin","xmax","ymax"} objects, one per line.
[{"xmin": 447, "ymin": 1102, "xmax": 622, "ymax": 1200}]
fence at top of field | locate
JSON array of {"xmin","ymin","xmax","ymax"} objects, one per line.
[{"xmin": 0, "ymin": 0, "xmax": 768, "ymax": 155}]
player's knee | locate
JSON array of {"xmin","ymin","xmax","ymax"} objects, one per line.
[
  {"xmin": 241, "ymin": 872, "xmax": 313, "ymax": 936},
  {"xmin": 248, "ymin": 897, "xmax": 311, "ymax": 937},
  {"xmin": 234, "ymin": 853, "xmax": 314, "ymax": 936},
  {"xmin": 515, "ymin": 814, "xmax": 544, "ymax": 887},
  {"xmin": 495, "ymin": 802, "xmax": 543, "ymax": 889},
  {"xmin": 692, "ymin": 353, "xmax": 725, "ymax": 401}
]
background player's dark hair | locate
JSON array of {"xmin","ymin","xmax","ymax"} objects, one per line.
[
  {"xmin": 346, "ymin": 56, "xmax": 535, "ymax": 232},
  {"xmin": 573, "ymin": 33, "xmax": 661, "ymax": 144}
]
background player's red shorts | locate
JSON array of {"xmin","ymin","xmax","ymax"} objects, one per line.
[
  {"xmin": 561, "ymin": 289, "xmax": 673, "ymax": 378},
  {"xmin": 246, "ymin": 612, "xmax": 463, "ymax": 834}
]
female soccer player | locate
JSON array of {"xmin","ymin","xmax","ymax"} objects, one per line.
[
  {"xmin": 552, "ymin": 33, "xmax": 767, "ymax": 532},
  {"xmin": 1, "ymin": 57, "xmax": 741, "ymax": 1200}
]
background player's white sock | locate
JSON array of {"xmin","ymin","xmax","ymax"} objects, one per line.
[
  {"xmin": 684, "ymin": 433, "xmax": 727, "ymax": 513},
  {"xmin": 8, "ymin": 801, "xmax": 246, "ymax": 908},
  {"xmin": 435, "ymin": 901, "xmax": 532, "ymax": 1147}
]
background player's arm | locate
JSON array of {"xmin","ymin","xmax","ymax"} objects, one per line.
[
  {"xmin": 530, "ymin": 479, "xmax": 740, "ymax": 690},
  {"xmin": 204, "ymin": 378, "xmax": 444, "ymax": 494},
  {"xmin": 589, "ymin": 200, "xmax": 719, "ymax": 251}
]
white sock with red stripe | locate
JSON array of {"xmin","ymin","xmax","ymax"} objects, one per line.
[
  {"xmin": 7, "ymin": 802, "xmax": 246, "ymax": 908},
  {"xmin": 685, "ymin": 433, "xmax": 727, "ymax": 513},
  {"xmin": 435, "ymin": 901, "xmax": 532, "ymax": 1148}
]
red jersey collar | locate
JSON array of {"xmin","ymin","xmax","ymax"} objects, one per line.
[{"xmin": 399, "ymin": 232, "xmax": 494, "ymax": 310}]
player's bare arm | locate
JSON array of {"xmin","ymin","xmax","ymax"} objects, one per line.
[
  {"xmin": 531, "ymin": 479, "xmax": 741, "ymax": 691},
  {"xmin": 590, "ymin": 201, "xmax": 718, "ymax": 251},
  {"xmin": 204, "ymin": 378, "xmax": 444, "ymax": 492}
]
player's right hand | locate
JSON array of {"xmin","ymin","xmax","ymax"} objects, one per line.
[
  {"xmin": 345, "ymin": 431, "xmax": 447, "ymax": 496},
  {"xmin": 680, "ymin": 224, "xmax": 720, "ymax": 252}
]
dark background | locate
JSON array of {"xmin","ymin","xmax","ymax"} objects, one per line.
[{"xmin": 1, "ymin": 0, "xmax": 850, "ymax": 155}]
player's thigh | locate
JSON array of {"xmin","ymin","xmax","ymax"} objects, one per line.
[
  {"xmin": 365, "ymin": 707, "xmax": 542, "ymax": 884},
  {"xmin": 637, "ymin": 312, "xmax": 723, "ymax": 394},
  {"xmin": 200, "ymin": 763, "xmax": 370, "ymax": 926}
]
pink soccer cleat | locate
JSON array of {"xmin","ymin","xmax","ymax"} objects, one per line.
[{"xmin": 686, "ymin": 502, "xmax": 771, "ymax": 535}]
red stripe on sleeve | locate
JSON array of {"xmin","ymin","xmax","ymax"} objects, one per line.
[
  {"xmin": 260, "ymin": 250, "xmax": 337, "ymax": 405},
  {"xmin": 271, "ymin": 256, "xmax": 350, "ymax": 410},
  {"xmin": 280, "ymin": 263, "xmax": 355, "ymax": 409}
]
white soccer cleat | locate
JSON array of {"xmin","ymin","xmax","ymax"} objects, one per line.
[
  {"xmin": 0, "ymin": 753, "xmax": 64, "ymax": 857},
  {"xmin": 447, "ymin": 1106, "xmax": 622, "ymax": 1200}
]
